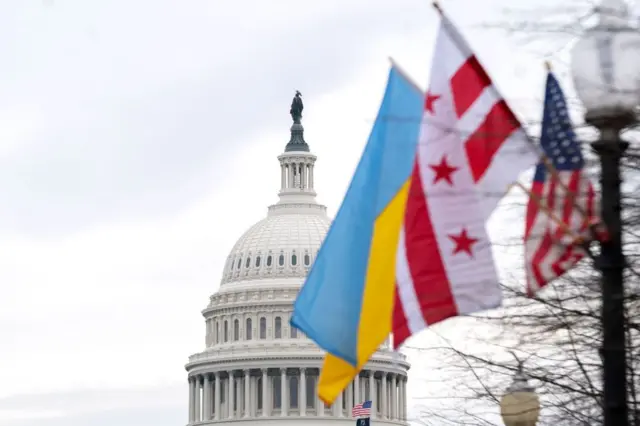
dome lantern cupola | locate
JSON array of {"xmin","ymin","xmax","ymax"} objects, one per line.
[{"xmin": 277, "ymin": 91, "xmax": 318, "ymax": 206}]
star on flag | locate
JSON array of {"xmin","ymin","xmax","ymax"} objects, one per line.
[
  {"xmin": 429, "ymin": 155, "xmax": 458, "ymax": 185},
  {"xmin": 424, "ymin": 91, "xmax": 440, "ymax": 114},
  {"xmin": 448, "ymin": 228, "xmax": 479, "ymax": 257}
]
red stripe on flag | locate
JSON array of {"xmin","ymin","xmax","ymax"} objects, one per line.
[
  {"xmin": 392, "ymin": 160, "xmax": 457, "ymax": 348},
  {"xmin": 528, "ymin": 177, "xmax": 558, "ymax": 293},
  {"xmin": 450, "ymin": 56, "xmax": 491, "ymax": 118},
  {"xmin": 530, "ymin": 231, "xmax": 553, "ymax": 292},
  {"xmin": 392, "ymin": 286, "xmax": 411, "ymax": 349},
  {"xmin": 525, "ymin": 181, "xmax": 545, "ymax": 240},
  {"xmin": 556, "ymin": 172, "xmax": 580, "ymax": 240},
  {"xmin": 465, "ymin": 100, "xmax": 520, "ymax": 182}
]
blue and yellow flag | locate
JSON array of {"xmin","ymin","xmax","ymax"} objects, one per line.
[{"xmin": 290, "ymin": 63, "xmax": 423, "ymax": 404}]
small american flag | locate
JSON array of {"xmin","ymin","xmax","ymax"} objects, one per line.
[
  {"xmin": 352, "ymin": 400, "xmax": 372, "ymax": 418},
  {"xmin": 524, "ymin": 71, "xmax": 603, "ymax": 295}
]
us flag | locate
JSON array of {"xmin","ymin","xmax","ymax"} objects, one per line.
[
  {"xmin": 524, "ymin": 71, "xmax": 603, "ymax": 294},
  {"xmin": 352, "ymin": 400, "xmax": 372, "ymax": 418}
]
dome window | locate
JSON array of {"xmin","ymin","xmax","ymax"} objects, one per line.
[
  {"xmin": 266, "ymin": 255, "xmax": 272, "ymax": 267},
  {"xmin": 224, "ymin": 320, "xmax": 229, "ymax": 342},
  {"xmin": 255, "ymin": 256, "xmax": 261, "ymax": 267},
  {"xmin": 245, "ymin": 257, "xmax": 251, "ymax": 268},
  {"xmin": 236, "ymin": 258, "xmax": 241, "ymax": 269},
  {"xmin": 291, "ymin": 254, "xmax": 297, "ymax": 266},
  {"xmin": 233, "ymin": 319, "xmax": 240, "ymax": 341},
  {"xmin": 246, "ymin": 318, "xmax": 252, "ymax": 340},
  {"xmin": 274, "ymin": 316, "xmax": 282, "ymax": 339},
  {"xmin": 259, "ymin": 317, "xmax": 266, "ymax": 339},
  {"xmin": 278, "ymin": 254, "xmax": 285, "ymax": 266},
  {"xmin": 290, "ymin": 325, "xmax": 298, "ymax": 339},
  {"xmin": 304, "ymin": 254, "xmax": 310, "ymax": 266}
]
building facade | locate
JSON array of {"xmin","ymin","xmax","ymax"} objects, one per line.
[{"xmin": 184, "ymin": 96, "xmax": 411, "ymax": 426}]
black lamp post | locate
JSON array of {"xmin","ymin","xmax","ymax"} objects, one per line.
[{"xmin": 570, "ymin": 0, "xmax": 640, "ymax": 424}]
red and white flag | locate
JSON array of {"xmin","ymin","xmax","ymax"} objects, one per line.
[{"xmin": 392, "ymin": 12, "xmax": 539, "ymax": 347}]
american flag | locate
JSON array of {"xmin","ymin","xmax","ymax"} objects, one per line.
[
  {"xmin": 524, "ymin": 71, "xmax": 602, "ymax": 295},
  {"xmin": 352, "ymin": 400, "xmax": 372, "ymax": 418}
]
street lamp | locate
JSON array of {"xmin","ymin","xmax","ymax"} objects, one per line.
[
  {"xmin": 499, "ymin": 363, "xmax": 540, "ymax": 426},
  {"xmin": 570, "ymin": 0, "xmax": 640, "ymax": 425}
]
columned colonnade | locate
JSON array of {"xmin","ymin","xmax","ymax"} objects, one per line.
[
  {"xmin": 188, "ymin": 368, "xmax": 407, "ymax": 423},
  {"xmin": 280, "ymin": 158, "xmax": 315, "ymax": 191}
]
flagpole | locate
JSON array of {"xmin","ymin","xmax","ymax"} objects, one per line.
[{"xmin": 387, "ymin": 57, "xmax": 424, "ymax": 95}]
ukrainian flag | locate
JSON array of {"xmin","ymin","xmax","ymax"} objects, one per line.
[{"xmin": 290, "ymin": 62, "xmax": 423, "ymax": 404}]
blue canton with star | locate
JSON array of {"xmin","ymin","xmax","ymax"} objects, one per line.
[{"xmin": 533, "ymin": 72, "xmax": 584, "ymax": 182}]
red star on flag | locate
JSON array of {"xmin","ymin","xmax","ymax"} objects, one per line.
[
  {"xmin": 448, "ymin": 228, "xmax": 479, "ymax": 257},
  {"xmin": 424, "ymin": 91, "xmax": 440, "ymax": 114},
  {"xmin": 429, "ymin": 155, "xmax": 458, "ymax": 185}
]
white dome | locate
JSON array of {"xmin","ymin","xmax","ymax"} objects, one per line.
[{"xmin": 221, "ymin": 206, "xmax": 330, "ymax": 286}]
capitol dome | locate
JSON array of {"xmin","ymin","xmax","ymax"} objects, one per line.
[
  {"xmin": 185, "ymin": 94, "xmax": 410, "ymax": 426},
  {"xmin": 220, "ymin": 210, "xmax": 330, "ymax": 287}
]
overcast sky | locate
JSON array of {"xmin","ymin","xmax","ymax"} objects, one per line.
[{"xmin": 0, "ymin": 0, "xmax": 600, "ymax": 425}]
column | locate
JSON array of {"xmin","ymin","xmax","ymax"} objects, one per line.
[
  {"xmin": 334, "ymin": 390, "xmax": 343, "ymax": 417},
  {"xmin": 298, "ymin": 164, "xmax": 303, "ymax": 188},
  {"xmin": 203, "ymin": 374, "xmax": 211, "ymax": 421},
  {"xmin": 354, "ymin": 373, "xmax": 360, "ymax": 404},
  {"xmin": 402, "ymin": 377, "xmax": 407, "ymax": 420},
  {"xmin": 346, "ymin": 381, "xmax": 353, "ymax": 413},
  {"xmin": 316, "ymin": 393, "xmax": 324, "ymax": 417},
  {"xmin": 189, "ymin": 377, "xmax": 195, "ymax": 424},
  {"xmin": 287, "ymin": 162, "xmax": 294, "ymax": 188},
  {"xmin": 303, "ymin": 163, "xmax": 309, "ymax": 189},
  {"xmin": 243, "ymin": 370, "xmax": 251, "ymax": 417},
  {"xmin": 298, "ymin": 163, "xmax": 303, "ymax": 189},
  {"xmin": 262, "ymin": 369, "xmax": 269, "ymax": 417},
  {"xmin": 399, "ymin": 377, "xmax": 404, "ymax": 420},
  {"xmin": 280, "ymin": 368, "xmax": 287, "ymax": 416},
  {"xmin": 369, "ymin": 372, "xmax": 376, "ymax": 419},
  {"xmin": 316, "ymin": 372, "xmax": 324, "ymax": 417},
  {"xmin": 391, "ymin": 374, "xmax": 397, "ymax": 419},
  {"xmin": 194, "ymin": 376, "xmax": 201, "ymax": 422},
  {"xmin": 309, "ymin": 164, "xmax": 314, "ymax": 189},
  {"xmin": 381, "ymin": 373, "xmax": 387, "ymax": 418},
  {"xmin": 397, "ymin": 377, "xmax": 402, "ymax": 420},
  {"xmin": 281, "ymin": 164, "xmax": 286, "ymax": 189},
  {"xmin": 228, "ymin": 371, "xmax": 235, "ymax": 419},
  {"xmin": 300, "ymin": 368, "xmax": 307, "ymax": 416},
  {"xmin": 214, "ymin": 373, "xmax": 221, "ymax": 420}
]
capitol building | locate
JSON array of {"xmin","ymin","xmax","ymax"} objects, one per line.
[{"xmin": 184, "ymin": 95, "xmax": 411, "ymax": 426}]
